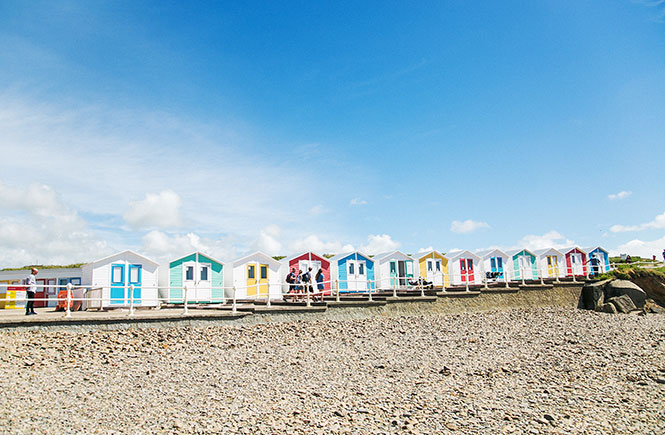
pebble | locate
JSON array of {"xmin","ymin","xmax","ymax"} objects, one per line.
[{"xmin": 0, "ymin": 307, "xmax": 662, "ymax": 434}]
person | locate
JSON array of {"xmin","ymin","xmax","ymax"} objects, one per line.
[
  {"xmin": 315, "ymin": 269, "xmax": 324, "ymax": 301},
  {"xmin": 662, "ymin": 249, "xmax": 665, "ymax": 263},
  {"xmin": 286, "ymin": 268, "xmax": 296, "ymax": 293},
  {"xmin": 25, "ymin": 268, "xmax": 38, "ymax": 316},
  {"xmin": 295, "ymin": 270, "xmax": 303, "ymax": 301},
  {"xmin": 302, "ymin": 267, "xmax": 312, "ymax": 296}
]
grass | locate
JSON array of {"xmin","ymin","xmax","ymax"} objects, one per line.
[
  {"xmin": 598, "ymin": 264, "xmax": 665, "ymax": 281},
  {"xmin": 1, "ymin": 263, "xmax": 85, "ymax": 271}
]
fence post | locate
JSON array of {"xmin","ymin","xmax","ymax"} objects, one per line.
[
  {"xmin": 555, "ymin": 266, "xmax": 560, "ymax": 283},
  {"xmin": 540, "ymin": 267, "xmax": 545, "ymax": 285},
  {"xmin": 335, "ymin": 279, "xmax": 340, "ymax": 302},
  {"xmin": 183, "ymin": 285, "xmax": 189, "ymax": 315},
  {"xmin": 306, "ymin": 283, "xmax": 311, "ymax": 307},
  {"xmin": 521, "ymin": 267, "xmax": 526, "ymax": 286},
  {"xmin": 484, "ymin": 275, "xmax": 489, "ymax": 290},
  {"xmin": 572, "ymin": 269, "xmax": 577, "ymax": 283},
  {"xmin": 368, "ymin": 280, "xmax": 373, "ymax": 302},
  {"xmin": 232, "ymin": 286, "xmax": 237, "ymax": 314},
  {"xmin": 420, "ymin": 278, "xmax": 425, "ymax": 297},
  {"xmin": 65, "ymin": 283, "xmax": 72, "ymax": 318},
  {"xmin": 129, "ymin": 284, "xmax": 135, "ymax": 317},
  {"xmin": 266, "ymin": 282, "xmax": 271, "ymax": 307}
]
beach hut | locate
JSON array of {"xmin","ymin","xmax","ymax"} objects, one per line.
[
  {"xmin": 476, "ymin": 249, "xmax": 509, "ymax": 282},
  {"xmin": 0, "ymin": 267, "xmax": 82, "ymax": 309},
  {"xmin": 506, "ymin": 249, "xmax": 538, "ymax": 281},
  {"xmin": 411, "ymin": 250, "xmax": 449, "ymax": 287},
  {"xmin": 232, "ymin": 252, "xmax": 282, "ymax": 300},
  {"xmin": 283, "ymin": 252, "xmax": 331, "ymax": 294},
  {"xmin": 560, "ymin": 247, "xmax": 588, "ymax": 277},
  {"xmin": 164, "ymin": 252, "xmax": 224, "ymax": 304},
  {"xmin": 447, "ymin": 251, "xmax": 481, "ymax": 285},
  {"xmin": 329, "ymin": 251, "xmax": 375, "ymax": 292},
  {"xmin": 373, "ymin": 251, "xmax": 415, "ymax": 289},
  {"xmin": 81, "ymin": 250, "xmax": 159, "ymax": 308},
  {"xmin": 583, "ymin": 247, "xmax": 610, "ymax": 276},
  {"xmin": 533, "ymin": 248, "xmax": 565, "ymax": 279}
]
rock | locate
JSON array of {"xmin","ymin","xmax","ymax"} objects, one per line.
[
  {"xmin": 596, "ymin": 303, "xmax": 618, "ymax": 314},
  {"xmin": 655, "ymin": 378, "xmax": 665, "ymax": 385},
  {"xmin": 581, "ymin": 280, "xmax": 609, "ymax": 310},
  {"xmin": 605, "ymin": 280, "xmax": 646, "ymax": 309},
  {"xmin": 607, "ymin": 295, "xmax": 637, "ymax": 314}
]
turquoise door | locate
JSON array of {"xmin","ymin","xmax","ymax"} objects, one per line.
[
  {"xmin": 128, "ymin": 264, "xmax": 142, "ymax": 303},
  {"xmin": 110, "ymin": 264, "xmax": 125, "ymax": 305},
  {"xmin": 491, "ymin": 257, "xmax": 504, "ymax": 277}
]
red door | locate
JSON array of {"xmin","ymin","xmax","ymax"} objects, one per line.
[
  {"xmin": 467, "ymin": 259, "xmax": 475, "ymax": 283},
  {"xmin": 35, "ymin": 278, "xmax": 48, "ymax": 308}
]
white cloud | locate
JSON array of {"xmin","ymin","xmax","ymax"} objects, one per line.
[
  {"xmin": 450, "ymin": 219, "xmax": 490, "ymax": 234},
  {"xmin": 614, "ymin": 236, "xmax": 665, "ymax": 259},
  {"xmin": 418, "ymin": 246, "xmax": 434, "ymax": 253},
  {"xmin": 350, "ymin": 197, "xmax": 367, "ymax": 206},
  {"xmin": 290, "ymin": 235, "xmax": 354, "ymax": 255},
  {"xmin": 124, "ymin": 190, "xmax": 182, "ymax": 229},
  {"xmin": 359, "ymin": 234, "xmax": 400, "ymax": 254},
  {"xmin": 254, "ymin": 225, "xmax": 282, "ymax": 256},
  {"xmin": 516, "ymin": 230, "xmax": 575, "ymax": 251},
  {"xmin": 608, "ymin": 190, "xmax": 632, "ymax": 200},
  {"xmin": 309, "ymin": 204, "xmax": 326, "ymax": 216},
  {"xmin": 610, "ymin": 211, "xmax": 665, "ymax": 233},
  {"xmin": 140, "ymin": 230, "xmax": 238, "ymax": 264},
  {"xmin": 0, "ymin": 180, "xmax": 113, "ymax": 267}
]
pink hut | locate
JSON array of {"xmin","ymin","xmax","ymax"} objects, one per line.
[{"xmin": 283, "ymin": 252, "xmax": 331, "ymax": 294}]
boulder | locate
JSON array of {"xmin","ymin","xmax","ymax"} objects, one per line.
[
  {"xmin": 595, "ymin": 302, "xmax": 618, "ymax": 314},
  {"xmin": 580, "ymin": 280, "xmax": 610, "ymax": 310},
  {"xmin": 605, "ymin": 280, "xmax": 646, "ymax": 309},
  {"xmin": 607, "ymin": 295, "xmax": 637, "ymax": 313}
]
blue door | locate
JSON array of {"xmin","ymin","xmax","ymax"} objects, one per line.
[
  {"xmin": 128, "ymin": 264, "xmax": 142, "ymax": 303},
  {"xmin": 496, "ymin": 257, "xmax": 504, "ymax": 277},
  {"xmin": 110, "ymin": 264, "xmax": 125, "ymax": 305}
]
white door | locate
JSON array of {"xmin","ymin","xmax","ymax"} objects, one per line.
[
  {"xmin": 346, "ymin": 260, "xmax": 368, "ymax": 291},
  {"xmin": 518, "ymin": 256, "xmax": 532, "ymax": 279},
  {"xmin": 183, "ymin": 262, "xmax": 196, "ymax": 302},
  {"xmin": 299, "ymin": 260, "xmax": 321, "ymax": 277},
  {"xmin": 426, "ymin": 259, "xmax": 443, "ymax": 286},
  {"xmin": 571, "ymin": 253, "xmax": 583, "ymax": 275},
  {"xmin": 197, "ymin": 263, "xmax": 212, "ymax": 302}
]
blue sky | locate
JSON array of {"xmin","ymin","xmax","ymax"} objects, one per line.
[{"xmin": 1, "ymin": 1, "xmax": 664, "ymax": 266}]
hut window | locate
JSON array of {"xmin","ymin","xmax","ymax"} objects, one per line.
[
  {"xmin": 427, "ymin": 261, "xmax": 433, "ymax": 271},
  {"xmin": 248, "ymin": 265, "xmax": 255, "ymax": 279},
  {"xmin": 435, "ymin": 261, "xmax": 441, "ymax": 272},
  {"xmin": 349, "ymin": 262, "xmax": 355, "ymax": 274},
  {"xmin": 129, "ymin": 266, "xmax": 141, "ymax": 283},
  {"xmin": 359, "ymin": 262, "xmax": 365, "ymax": 275},
  {"xmin": 497, "ymin": 257, "xmax": 503, "ymax": 268},
  {"xmin": 200, "ymin": 266, "xmax": 209, "ymax": 281},
  {"xmin": 112, "ymin": 266, "xmax": 123, "ymax": 283},
  {"xmin": 390, "ymin": 262, "xmax": 396, "ymax": 274},
  {"xmin": 186, "ymin": 266, "xmax": 194, "ymax": 280},
  {"xmin": 260, "ymin": 265, "xmax": 268, "ymax": 279}
]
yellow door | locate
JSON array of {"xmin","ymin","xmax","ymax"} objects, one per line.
[
  {"xmin": 247, "ymin": 264, "xmax": 257, "ymax": 297},
  {"xmin": 259, "ymin": 264, "xmax": 269, "ymax": 297},
  {"xmin": 547, "ymin": 256, "xmax": 558, "ymax": 277}
]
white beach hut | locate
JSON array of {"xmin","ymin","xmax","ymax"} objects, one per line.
[
  {"xmin": 231, "ymin": 252, "xmax": 282, "ymax": 300},
  {"xmin": 373, "ymin": 251, "xmax": 415, "ymax": 289},
  {"xmin": 447, "ymin": 250, "xmax": 481, "ymax": 285},
  {"xmin": 81, "ymin": 250, "xmax": 159, "ymax": 309}
]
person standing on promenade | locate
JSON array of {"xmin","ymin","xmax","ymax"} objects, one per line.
[{"xmin": 25, "ymin": 268, "xmax": 38, "ymax": 316}]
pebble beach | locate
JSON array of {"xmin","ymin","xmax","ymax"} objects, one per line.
[{"xmin": 0, "ymin": 307, "xmax": 663, "ymax": 434}]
